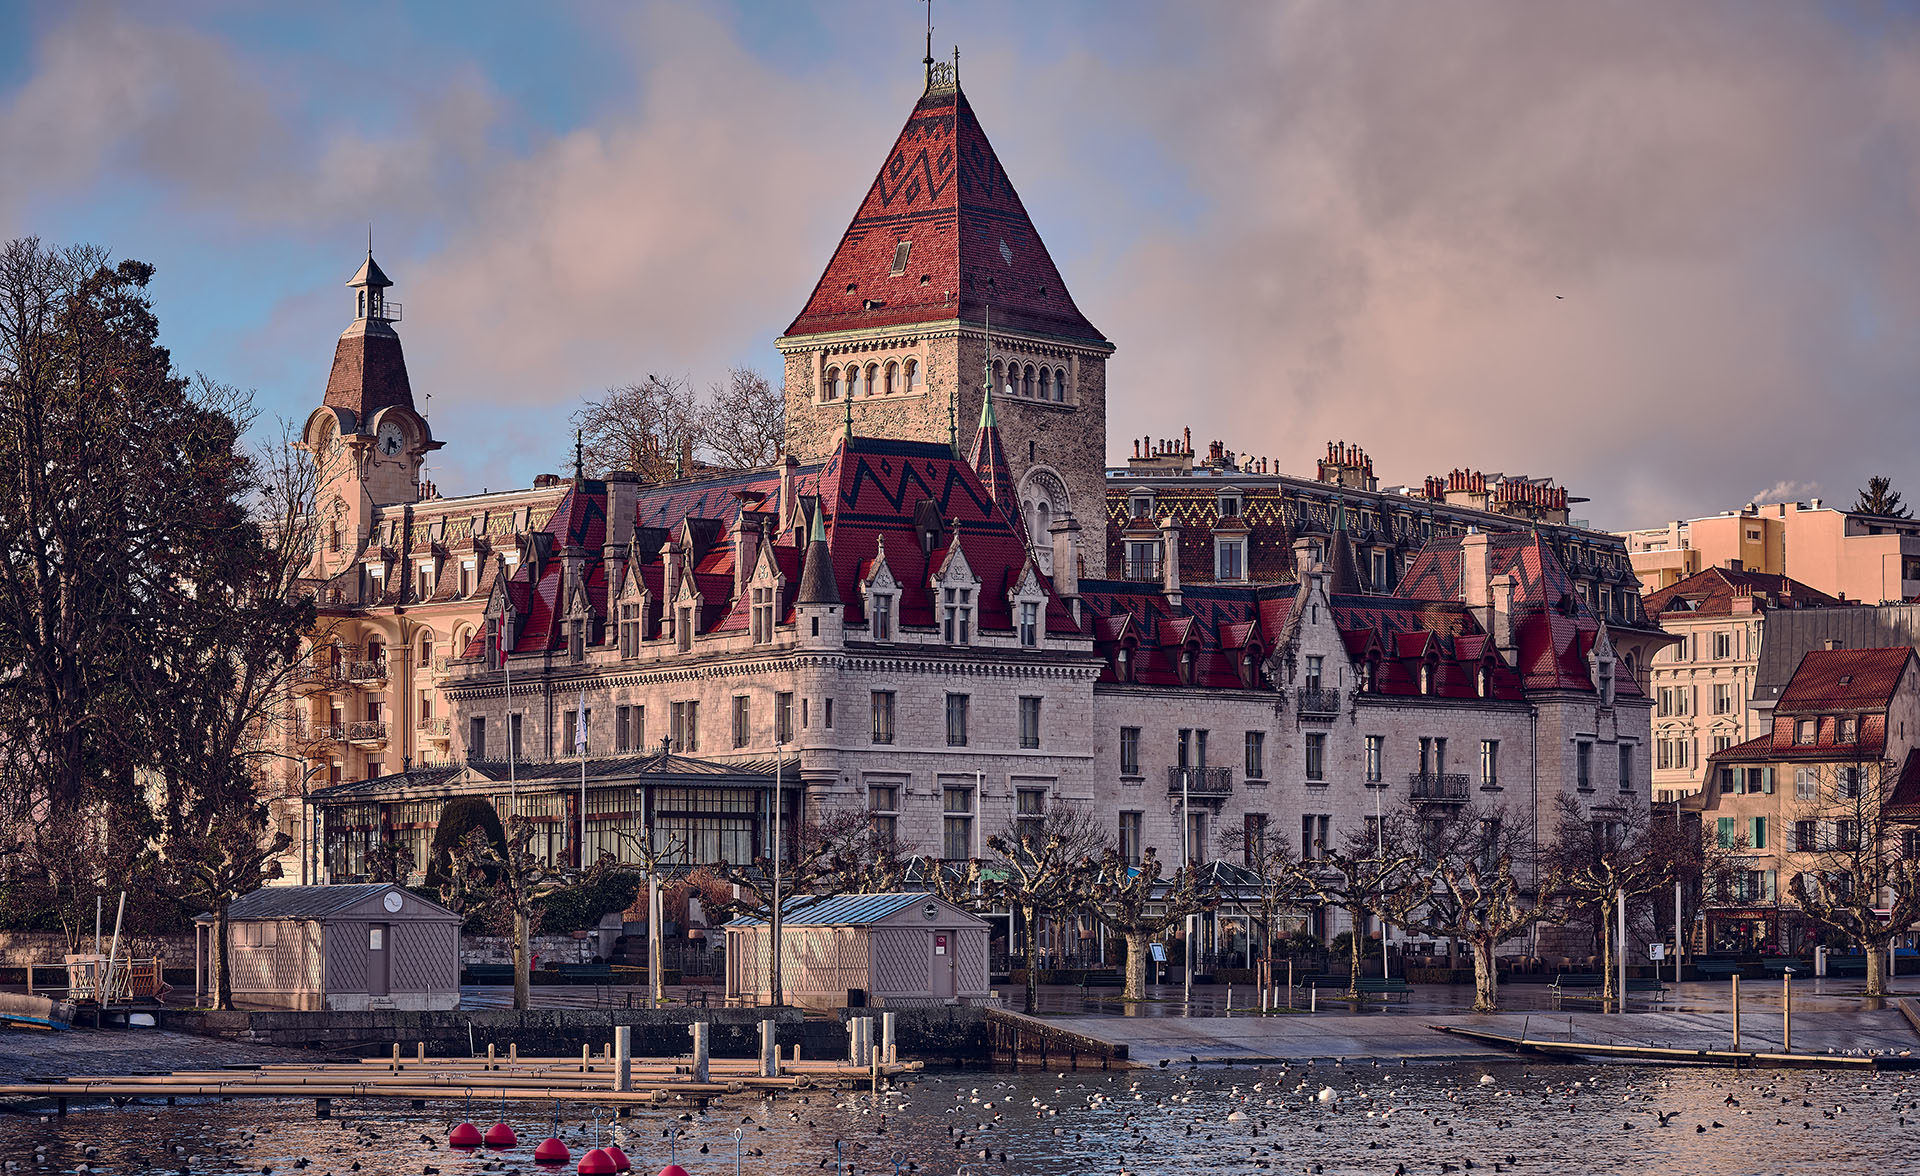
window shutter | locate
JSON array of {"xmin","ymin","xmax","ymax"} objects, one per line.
[{"xmin": 1762, "ymin": 767, "xmax": 1774, "ymax": 794}]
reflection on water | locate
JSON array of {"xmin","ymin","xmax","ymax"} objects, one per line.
[{"xmin": 0, "ymin": 1062, "xmax": 1915, "ymax": 1175}]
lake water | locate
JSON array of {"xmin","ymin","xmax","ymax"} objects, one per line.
[{"xmin": 1, "ymin": 1061, "xmax": 1914, "ymax": 1175}]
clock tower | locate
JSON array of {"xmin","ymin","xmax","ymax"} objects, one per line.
[{"xmin": 300, "ymin": 251, "xmax": 441, "ymax": 577}]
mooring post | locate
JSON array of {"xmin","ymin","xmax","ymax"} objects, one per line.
[
  {"xmin": 792, "ymin": 1043, "xmax": 801, "ymax": 1063},
  {"xmin": 391, "ymin": 1042, "xmax": 401, "ymax": 1071},
  {"xmin": 1783, "ymin": 971, "xmax": 1793, "ymax": 1054},
  {"xmin": 1732, "ymin": 974, "xmax": 1741, "ymax": 1051},
  {"xmin": 314, "ymin": 1098, "xmax": 330, "ymax": 1119},
  {"xmin": 1310, "ymin": 984, "xmax": 1317, "ymax": 1014},
  {"xmin": 509, "ymin": 1042, "xmax": 518, "ymax": 1062},
  {"xmin": 692, "ymin": 1021, "xmax": 711, "ymax": 1084},
  {"xmin": 760, "ymin": 1019, "xmax": 779, "ymax": 1078},
  {"xmin": 487, "ymin": 1042, "xmax": 496, "ymax": 1069},
  {"xmin": 615, "ymin": 1025, "xmax": 633, "ymax": 1091},
  {"xmin": 581, "ymin": 1042, "xmax": 591, "ymax": 1073},
  {"xmin": 416, "ymin": 1041, "xmax": 426, "ymax": 1062},
  {"xmin": 882, "ymin": 1011, "xmax": 897, "ymax": 1064}
]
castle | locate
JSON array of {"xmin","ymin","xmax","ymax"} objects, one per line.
[{"xmin": 288, "ymin": 53, "xmax": 1667, "ymax": 962}]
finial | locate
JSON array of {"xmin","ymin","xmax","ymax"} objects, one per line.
[
  {"xmin": 573, "ymin": 428, "xmax": 584, "ymax": 482},
  {"xmin": 842, "ymin": 385, "xmax": 854, "ymax": 440},
  {"xmin": 368, "ymin": 222, "xmax": 373, "ymax": 258},
  {"xmin": 924, "ymin": 0, "xmax": 934, "ymax": 83}
]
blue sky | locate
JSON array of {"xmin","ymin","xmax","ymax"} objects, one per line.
[{"xmin": 6, "ymin": 2, "xmax": 1920, "ymax": 527}]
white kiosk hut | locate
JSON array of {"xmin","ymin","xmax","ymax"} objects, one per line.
[
  {"xmin": 193, "ymin": 884, "xmax": 461, "ymax": 1011},
  {"xmin": 725, "ymin": 893, "xmax": 991, "ymax": 1009}
]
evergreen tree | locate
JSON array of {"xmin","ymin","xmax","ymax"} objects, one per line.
[{"xmin": 1855, "ymin": 475, "xmax": 1911, "ymax": 519}]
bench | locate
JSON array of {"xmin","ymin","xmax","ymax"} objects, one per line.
[
  {"xmin": 1760, "ymin": 959, "xmax": 1810, "ymax": 978},
  {"xmin": 1300, "ymin": 976, "xmax": 1412, "ymax": 1000},
  {"xmin": 1827, "ymin": 955, "xmax": 1869, "ymax": 977},
  {"xmin": 544, "ymin": 962, "xmax": 613, "ymax": 984},
  {"xmin": 1551, "ymin": 973, "xmax": 1666, "ymax": 1003},
  {"xmin": 462, "ymin": 964, "xmax": 515, "ymax": 986},
  {"xmin": 1693, "ymin": 960, "xmax": 1744, "ymax": 981}
]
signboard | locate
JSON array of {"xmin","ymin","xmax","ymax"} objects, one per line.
[
  {"xmin": 1648, "ymin": 943, "xmax": 1666, "ymax": 961},
  {"xmin": 934, "ymin": 934, "xmax": 948, "ymax": 956},
  {"xmin": 1149, "ymin": 942, "xmax": 1167, "ymax": 963}
]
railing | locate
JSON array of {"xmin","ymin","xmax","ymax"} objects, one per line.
[
  {"xmin": 1296, "ymin": 687, "xmax": 1343, "ymax": 716},
  {"xmin": 1122, "ymin": 560, "xmax": 1163, "ymax": 582},
  {"xmin": 295, "ymin": 721, "xmax": 345, "ymax": 744},
  {"xmin": 294, "ymin": 662, "xmax": 341, "ymax": 687},
  {"xmin": 1167, "ymin": 766, "xmax": 1233, "ymax": 796},
  {"xmin": 419, "ymin": 717, "xmax": 451, "ymax": 738},
  {"xmin": 345, "ymin": 720, "xmax": 390, "ymax": 744},
  {"xmin": 344, "ymin": 658, "xmax": 388, "ymax": 683},
  {"xmin": 1408, "ymin": 772, "xmax": 1470, "ymax": 802}
]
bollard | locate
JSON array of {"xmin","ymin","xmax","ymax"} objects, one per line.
[
  {"xmin": 1310, "ymin": 984, "xmax": 1316, "ymax": 1014},
  {"xmin": 615, "ymin": 1025, "xmax": 633, "ymax": 1092},
  {"xmin": 1226, "ymin": 983, "xmax": 1232, "ymax": 1016},
  {"xmin": 509, "ymin": 1042, "xmax": 518, "ymax": 1062},
  {"xmin": 487, "ymin": 1042, "xmax": 496, "ymax": 1069},
  {"xmin": 692, "ymin": 1021, "xmax": 711, "ymax": 1085},
  {"xmin": 760, "ymin": 1019, "xmax": 779, "ymax": 1078},
  {"xmin": 882, "ymin": 1011, "xmax": 897, "ymax": 1064},
  {"xmin": 416, "ymin": 1041, "xmax": 426, "ymax": 1063},
  {"xmin": 582, "ymin": 1043, "xmax": 591, "ymax": 1072},
  {"xmin": 848, "ymin": 1018, "xmax": 860, "ymax": 1066},
  {"xmin": 792, "ymin": 1043, "xmax": 802, "ymax": 1063},
  {"xmin": 391, "ymin": 1042, "xmax": 401, "ymax": 1071}
]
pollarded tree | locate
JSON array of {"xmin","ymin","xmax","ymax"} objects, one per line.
[
  {"xmin": 983, "ymin": 801, "xmax": 1109, "ymax": 1014},
  {"xmin": 443, "ymin": 816, "xmax": 587, "ymax": 1011},
  {"xmin": 1788, "ymin": 756, "xmax": 1920, "ymax": 996},
  {"xmin": 1399, "ymin": 803, "xmax": 1546, "ymax": 1013},
  {"xmin": 1284, "ymin": 810, "xmax": 1427, "ymax": 997},
  {"xmin": 1090, "ymin": 847, "xmax": 1220, "ymax": 1000}
]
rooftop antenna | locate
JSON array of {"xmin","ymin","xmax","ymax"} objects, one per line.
[{"xmin": 367, "ymin": 222, "xmax": 373, "ymax": 258}]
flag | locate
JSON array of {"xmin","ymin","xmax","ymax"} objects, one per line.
[{"xmin": 575, "ymin": 690, "xmax": 588, "ymax": 752}]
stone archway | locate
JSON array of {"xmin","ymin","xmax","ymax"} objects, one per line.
[{"xmin": 1017, "ymin": 466, "xmax": 1072, "ymax": 575}]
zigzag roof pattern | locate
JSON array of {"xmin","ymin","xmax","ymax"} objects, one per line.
[{"xmin": 784, "ymin": 79, "xmax": 1104, "ymax": 343}]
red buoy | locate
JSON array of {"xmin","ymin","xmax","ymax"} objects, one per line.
[
  {"xmin": 449, "ymin": 1122, "xmax": 484, "ymax": 1149},
  {"xmin": 484, "ymin": 1122, "xmax": 518, "ymax": 1149},
  {"xmin": 578, "ymin": 1148, "xmax": 616, "ymax": 1175},
  {"xmin": 533, "ymin": 1137, "xmax": 571, "ymax": 1166},
  {"xmin": 603, "ymin": 1145, "xmax": 630, "ymax": 1172},
  {"xmin": 657, "ymin": 1166, "xmax": 691, "ymax": 1176}
]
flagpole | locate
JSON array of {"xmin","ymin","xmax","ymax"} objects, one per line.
[
  {"xmin": 577, "ymin": 690, "xmax": 588, "ymax": 869},
  {"xmin": 504, "ymin": 618, "xmax": 516, "ymax": 813}
]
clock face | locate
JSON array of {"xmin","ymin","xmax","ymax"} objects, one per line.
[
  {"xmin": 383, "ymin": 891, "xmax": 404, "ymax": 913},
  {"xmin": 377, "ymin": 421, "xmax": 405, "ymax": 457}
]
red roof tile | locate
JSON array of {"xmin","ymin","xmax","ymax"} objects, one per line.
[
  {"xmin": 1643, "ymin": 566, "xmax": 1839, "ymax": 618},
  {"xmin": 1775, "ymin": 647, "xmax": 1915, "ymax": 712}
]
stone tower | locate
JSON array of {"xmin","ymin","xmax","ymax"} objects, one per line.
[{"xmin": 776, "ymin": 52, "xmax": 1113, "ymax": 577}]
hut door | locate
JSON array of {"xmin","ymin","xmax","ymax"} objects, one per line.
[
  {"xmin": 368, "ymin": 925, "xmax": 390, "ymax": 997},
  {"xmin": 931, "ymin": 932, "xmax": 955, "ymax": 998}
]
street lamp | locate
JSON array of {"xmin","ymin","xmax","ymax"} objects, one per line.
[{"xmin": 1182, "ymin": 767, "xmax": 1193, "ymax": 1011}]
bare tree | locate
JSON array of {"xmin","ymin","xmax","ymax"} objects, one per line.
[
  {"xmin": 1398, "ymin": 803, "xmax": 1545, "ymax": 1012},
  {"xmin": 571, "ymin": 374, "xmax": 702, "ymax": 481},
  {"xmin": 700, "ymin": 368, "xmax": 785, "ymax": 470},
  {"xmin": 1215, "ymin": 820, "xmax": 1313, "ymax": 998},
  {"xmin": 1787, "ymin": 757, "xmax": 1920, "ymax": 996},
  {"xmin": 443, "ymin": 817, "xmax": 584, "ymax": 1010},
  {"xmin": 1284, "ymin": 810, "xmax": 1427, "ymax": 998},
  {"xmin": 983, "ymin": 801, "xmax": 1109, "ymax": 1014},
  {"xmin": 1090, "ymin": 847, "xmax": 1220, "ymax": 1000}
]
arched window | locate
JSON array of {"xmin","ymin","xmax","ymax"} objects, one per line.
[
  {"xmin": 846, "ymin": 366, "xmax": 861, "ymax": 398},
  {"xmin": 1032, "ymin": 500, "xmax": 1051, "ymax": 544},
  {"xmin": 884, "ymin": 361, "xmax": 898, "ymax": 395},
  {"xmin": 905, "ymin": 358, "xmax": 921, "ymax": 390},
  {"xmin": 865, "ymin": 363, "xmax": 880, "ymax": 395},
  {"xmin": 1055, "ymin": 368, "xmax": 1069, "ymax": 401},
  {"xmin": 824, "ymin": 367, "xmax": 841, "ymax": 401},
  {"xmin": 1038, "ymin": 369, "xmax": 1052, "ymax": 399},
  {"xmin": 1023, "ymin": 365, "xmax": 1036, "ymax": 398},
  {"xmin": 992, "ymin": 360, "xmax": 1004, "ymax": 395},
  {"xmin": 357, "ymin": 290, "xmax": 366, "ymax": 318},
  {"xmin": 418, "ymin": 633, "xmax": 433, "ymax": 667}
]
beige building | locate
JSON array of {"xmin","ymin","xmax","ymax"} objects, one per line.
[
  {"xmin": 1640, "ymin": 567, "xmax": 1838, "ymax": 801},
  {"xmin": 1621, "ymin": 500, "xmax": 1920, "ymax": 603}
]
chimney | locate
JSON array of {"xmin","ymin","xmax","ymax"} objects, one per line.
[
  {"xmin": 1049, "ymin": 515, "xmax": 1081, "ymax": 604},
  {"xmin": 778, "ymin": 453, "xmax": 797, "ymax": 530},
  {"xmin": 1490, "ymin": 572, "xmax": 1515, "ymax": 654},
  {"xmin": 1727, "ymin": 558, "xmax": 1744, "ymax": 573},
  {"xmin": 1159, "ymin": 515, "xmax": 1182, "ymax": 604},
  {"xmin": 1824, "ymin": 638, "xmax": 1844, "ymax": 651},
  {"xmin": 733, "ymin": 511, "xmax": 761, "ymax": 597},
  {"xmin": 560, "ymin": 545, "xmax": 587, "ymax": 604},
  {"xmin": 659, "ymin": 537, "xmax": 682, "ymax": 607},
  {"xmin": 605, "ymin": 471, "xmax": 638, "ymax": 549},
  {"xmin": 1461, "ymin": 529, "xmax": 1492, "ymax": 611}
]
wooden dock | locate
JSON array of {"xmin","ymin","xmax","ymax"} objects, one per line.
[
  {"xmin": 0, "ymin": 1051, "xmax": 920, "ymax": 1116},
  {"xmin": 1428, "ymin": 1023, "xmax": 1920, "ymax": 1070}
]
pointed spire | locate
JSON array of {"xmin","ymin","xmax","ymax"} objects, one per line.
[
  {"xmin": 573, "ymin": 428, "xmax": 585, "ymax": 485},
  {"xmin": 843, "ymin": 384, "xmax": 854, "ymax": 440},
  {"xmin": 797, "ymin": 503, "xmax": 840, "ymax": 605},
  {"xmin": 969, "ymin": 346, "xmax": 1016, "ymax": 519}
]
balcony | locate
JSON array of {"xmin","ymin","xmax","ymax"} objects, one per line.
[
  {"xmin": 418, "ymin": 716, "xmax": 451, "ymax": 742},
  {"xmin": 1122, "ymin": 559, "xmax": 1163, "ymax": 583},
  {"xmin": 1296, "ymin": 687, "xmax": 1343, "ymax": 718},
  {"xmin": 343, "ymin": 658, "xmax": 388, "ymax": 686},
  {"xmin": 1408, "ymin": 772, "xmax": 1470, "ymax": 803},
  {"xmin": 1167, "ymin": 766, "xmax": 1233, "ymax": 798},
  {"xmin": 294, "ymin": 720, "xmax": 344, "ymax": 746},
  {"xmin": 345, "ymin": 720, "xmax": 390, "ymax": 747},
  {"xmin": 293, "ymin": 662, "xmax": 342, "ymax": 692}
]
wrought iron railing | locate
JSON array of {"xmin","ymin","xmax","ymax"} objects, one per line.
[
  {"xmin": 1408, "ymin": 772, "xmax": 1470, "ymax": 801},
  {"xmin": 345, "ymin": 720, "xmax": 390, "ymax": 743},
  {"xmin": 295, "ymin": 720, "xmax": 345, "ymax": 744},
  {"xmin": 419, "ymin": 717, "xmax": 451, "ymax": 738},
  {"xmin": 344, "ymin": 658, "xmax": 388, "ymax": 683},
  {"xmin": 1296, "ymin": 687, "xmax": 1343, "ymax": 716},
  {"xmin": 1167, "ymin": 766, "xmax": 1233, "ymax": 796}
]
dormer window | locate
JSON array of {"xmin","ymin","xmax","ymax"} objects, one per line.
[
  {"xmin": 1019, "ymin": 601, "xmax": 1040, "ymax": 647},
  {"xmin": 619, "ymin": 602, "xmax": 643, "ymax": 657},
  {"xmin": 1420, "ymin": 654, "xmax": 1437, "ymax": 695},
  {"xmin": 1218, "ymin": 492, "xmax": 1242, "ymax": 518},
  {"xmin": 871, "ymin": 591, "xmax": 895, "ymax": 642},
  {"xmin": 568, "ymin": 618, "xmax": 585, "ymax": 663},
  {"xmin": 942, "ymin": 587, "xmax": 974, "ymax": 645},
  {"xmin": 1598, "ymin": 659, "xmax": 1615, "ymax": 706},
  {"xmin": 676, "ymin": 605, "xmax": 693, "ymax": 653},
  {"xmin": 1795, "ymin": 718, "xmax": 1815, "ymax": 745},
  {"xmin": 1178, "ymin": 645, "xmax": 1196, "ymax": 685},
  {"xmin": 1478, "ymin": 664, "xmax": 1492, "ymax": 698},
  {"xmin": 1841, "ymin": 716, "xmax": 1858, "ymax": 742},
  {"xmin": 750, "ymin": 586, "xmax": 776, "ymax": 644},
  {"xmin": 1128, "ymin": 493, "xmax": 1154, "ymax": 522}
]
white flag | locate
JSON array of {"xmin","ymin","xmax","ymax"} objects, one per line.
[{"xmin": 575, "ymin": 690, "xmax": 588, "ymax": 751}]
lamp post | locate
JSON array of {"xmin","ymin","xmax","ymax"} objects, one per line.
[
  {"xmin": 1182, "ymin": 767, "xmax": 1193, "ymax": 1011},
  {"xmin": 1375, "ymin": 781, "xmax": 1387, "ymax": 980},
  {"xmin": 770, "ymin": 739, "xmax": 784, "ymax": 1009}
]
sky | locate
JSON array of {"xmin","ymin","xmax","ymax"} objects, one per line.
[{"xmin": 5, "ymin": 1, "xmax": 1920, "ymax": 530}]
